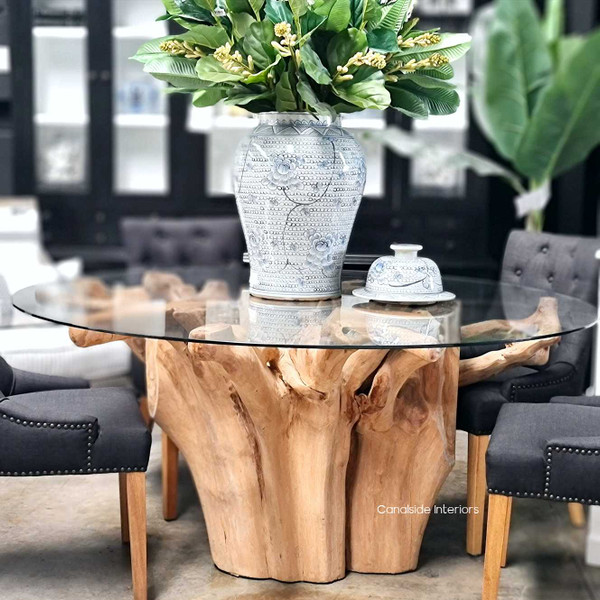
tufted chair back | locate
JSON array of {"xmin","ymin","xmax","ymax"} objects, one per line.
[
  {"xmin": 501, "ymin": 231, "xmax": 600, "ymax": 387},
  {"xmin": 501, "ymin": 231, "xmax": 600, "ymax": 304},
  {"xmin": 120, "ymin": 217, "xmax": 244, "ymax": 268}
]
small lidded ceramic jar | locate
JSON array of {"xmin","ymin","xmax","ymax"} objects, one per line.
[{"xmin": 353, "ymin": 244, "xmax": 455, "ymax": 304}]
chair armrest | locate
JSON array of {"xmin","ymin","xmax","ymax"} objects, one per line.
[
  {"xmin": 0, "ymin": 395, "xmax": 99, "ymax": 475},
  {"xmin": 545, "ymin": 436, "xmax": 600, "ymax": 503},
  {"xmin": 502, "ymin": 362, "xmax": 579, "ymax": 404},
  {"xmin": 550, "ymin": 396, "xmax": 600, "ymax": 409},
  {"xmin": 11, "ymin": 369, "xmax": 90, "ymax": 395}
]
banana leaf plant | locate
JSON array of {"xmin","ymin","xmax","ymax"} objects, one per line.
[
  {"xmin": 132, "ymin": 0, "xmax": 470, "ymax": 119},
  {"xmin": 376, "ymin": 0, "xmax": 600, "ymax": 232}
]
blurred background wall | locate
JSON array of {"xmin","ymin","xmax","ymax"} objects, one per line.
[{"xmin": 1, "ymin": 0, "xmax": 598, "ymax": 276}]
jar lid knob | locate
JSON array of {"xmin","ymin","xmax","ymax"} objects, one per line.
[{"xmin": 390, "ymin": 243, "xmax": 423, "ymax": 258}]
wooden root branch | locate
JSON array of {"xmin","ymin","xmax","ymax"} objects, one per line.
[{"xmin": 458, "ymin": 297, "xmax": 561, "ymax": 387}]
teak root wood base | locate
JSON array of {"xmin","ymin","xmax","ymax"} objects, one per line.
[
  {"xmin": 73, "ymin": 327, "xmax": 459, "ymax": 582},
  {"xmin": 69, "ymin": 277, "xmax": 560, "ymax": 583}
]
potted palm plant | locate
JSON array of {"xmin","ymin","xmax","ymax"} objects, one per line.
[
  {"xmin": 134, "ymin": 0, "xmax": 470, "ymax": 300},
  {"xmin": 375, "ymin": 0, "xmax": 600, "ymax": 232}
]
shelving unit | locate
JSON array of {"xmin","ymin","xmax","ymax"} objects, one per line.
[{"xmin": 13, "ymin": 0, "xmax": 598, "ymax": 272}]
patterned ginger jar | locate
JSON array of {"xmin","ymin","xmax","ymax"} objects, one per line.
[{"xmin": 233, "ymin": 111, "xmax": 366, "ymax": 301}]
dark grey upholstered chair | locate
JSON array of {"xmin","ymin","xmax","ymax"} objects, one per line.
[
  {"xmin": 120, "ymin": 216, "xmax": 245, "ymax": 522},
  {"xmin": 120, "ymin": 216, "xmax": 246, "ymax": 291},
  {"xmin": 0, "ymin": 354, "xmax": 89, "ymax": 396},
  {"xmin": 0, "ymin": 386, "xmax": 151, "ymax": 600},
  {"xmin": 482, "ymin": 396, "xmax": 600, "ymax": 600},
  {"xmin": 459, "ymin": 231, "xmax": 600, "ymax": 556}
]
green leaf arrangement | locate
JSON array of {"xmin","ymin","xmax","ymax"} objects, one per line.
[
  {"xmin": 469, "ymin": 0, "xmax": 600, "ymax": 230},
  {"xmin": 132, "ymin": 0, "xmax": 471, "ymax": 119},
  {"xmin": 375, "ymin": 0, "xmax": 600, "ymax": 232}
]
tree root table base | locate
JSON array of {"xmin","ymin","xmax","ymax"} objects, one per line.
[
  {"xmin": 68, "ymin": 279, "xmax": 560, "ymax": 584},
  {"xmin": 144, "ymin": 340, "xmax": 457, "ymax": 582}
]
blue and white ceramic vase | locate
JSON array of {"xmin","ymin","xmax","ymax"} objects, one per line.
[{"xmin": 233, "ymin": 112, "xmax": 366, "ymax": 301}]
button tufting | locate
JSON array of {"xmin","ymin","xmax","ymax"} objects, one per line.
[
  {"xmin": 541, "ymin": 245, "xmax": 549, "ymax": 254},
  {"xmin": 515, "ymin": 268, "xmax": 522, "ymax": 276},
  {"xmin": 548, "ymin": 274, "xmax": 554, "ymax": 283}
]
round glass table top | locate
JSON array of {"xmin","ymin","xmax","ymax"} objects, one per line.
[{"xmin": 12, "ymin": 270, "xmax": 597, "ymax": 350}]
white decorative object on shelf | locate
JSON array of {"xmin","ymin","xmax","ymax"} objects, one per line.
[
  {"xmin": 234, "ymin": 112, "xmax": 366, "ymax": 301},
  {"xmin": 353, "ymin": 244, "xmax": 456, "ymax": 304}
]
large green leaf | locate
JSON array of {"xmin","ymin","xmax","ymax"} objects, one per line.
[
  {"xmin": 243, "ymin": 55, "xmax": 281, "ymax": 83},
  {"xmin": 333, "ymin": 71, "xmax": 390, "ymax": 109},
  {"xmin": 349, "ymin": 0, "xmax": 365, "ymax": 28},
  {"xmin": 373, "ymin": 126, "xmax": 525, "ymax": 193},
  {"xmin": 387, "ymin": 86, "xmax": 428, "ymax": 119},
  {"xmin": 557, "ymin": 35, "xmax": 584, "ymax": 69},
  {"xmin": 226, "ymin": 0, "xmax": 251, "ymax": 12},
  {"xmin": 192, "ymin": 86, "xmax": 228, "ymax": 106},
  {"xmin": 162, "ymin": 0, "xmax": 214, "ymax": 21},
  {"xmin": 367, "ymin": 28, "xmax": 398, "ymax": 53},
  {"xmin": 326, "ymin": 28, "xmax": 367, "ymax": 73},
  {"xmin": 397, "ymin": 32, "xmax": 471, "ymax": 62},
  {"xmin": 515, "ymin": 30, "xmax": 600, "ymax": 181},
  {"xmin": 380, "ymin": 0, "xmax": 411, "ymax": 33},
  {"xmin": 419, "ymin": 63, "xmax": 454, "ymax": 80},
  {"xmin": 300, "ymin": 44, "xmax": 332, "ymax": 84},
  {"xmin": 313, "ymin": 0, "xmax": 351, "ymax": 33},
  {"xmin": 248, "ymin": 0, "xmax": 264, "ymax": 17},
  {"xmin": 224, "ymin": 86, "xmax": 275, "ymax": 105},
  {"xmin": 483, "ymin": 0, "xmax": 551, "ymax": 160},
  {"xmin": 297, "ymin": 74, "xmax": 336, "ymax": 119},
  {"xmin": 290, "ymin": 0, "xmax": 309, "ymax": 17},
  {"xmin": 144, "ymin": 56, "xmax": 206, "ymax": 88},
  {"xmin": 265, "ymin": 0, "xmax": 293, "ymax": 24},
  {"xmin": 230, "ymin": 12, "xmax": 256, "ymax": 37},
  {"xmin": 399, "ymin": 79, "xmax": 459, "ymax": 115},
  {"xmin": 196, "ymin": 55, "xmax": 244, "ymax": 82},
  {"xmin": 186, "ymin": 24, "xmax": 230, "ymax": 48},
  {"xmin": 275, "ymin": 71, "xmax": 298, "ymax": 111},
  {"xmin": 132, "ymin": 36, "xmax": 174, "ymax": 63},
  {"xmin": 362, "ymin": 0, "xmax": 382, "ymax": 31},
  {"xmin": 243, "ymin": 21, "xmax": 277, "ymax": 69},
  {"xmin": 469, "ymin": 4, "xmax": 496, "ymax": 143}
]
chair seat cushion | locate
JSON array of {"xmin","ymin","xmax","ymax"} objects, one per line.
[
  {"xmin": 456, "ymin": 366, "xmax": 536, "ymax": 435},
  {"xmin": 0, "ymin": 388, "xmax": 151, "ymax": 475},
  {"xmin": 487, "ymin": 402, "xmax": 600, "ymax": 498}
]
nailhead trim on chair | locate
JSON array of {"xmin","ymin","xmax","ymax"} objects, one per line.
[
  {"xmin": 488, "ymin": 446, "xmax": 600, "ymax": 505},
  {"xmin": 0, "ymin": 411, "xmax": 148, "ymax": 476},
  {"xmin": 0, "ymin": 467, "xmax": 148, "ymax": 476},
  {"xmin": 509, "ymin": 371, "xmax": 574, "ymax": 402}
]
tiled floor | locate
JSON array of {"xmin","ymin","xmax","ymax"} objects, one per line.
[{"xmin": 1, "ymin": 429, "xmax": 599, "ymax": 600}]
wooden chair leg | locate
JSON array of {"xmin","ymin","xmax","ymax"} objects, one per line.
[
  {"xmin": 500, "ymin": 496, "xmax": 512, "ymax": 568},
  {"xmin": 483, "ymin": 494, "xmax": 511, "ymax": 600},
  {"xmin": 119, "ymin": 473, "xmax": 130, "ymax": 544},
  {"xmin": 162, "ymin": 431, "xmax": 179, "ymax": 521},
  {"xmin": 126, "ymin": 472, "xmax": 147, "ymax": 600},
  {"xmin": 467, "ymin": 434, "xmax": 490, "ymax": 555},
  {"xmin": 568, "ymin": 502, "xmax": 586, "ymax": 528}
]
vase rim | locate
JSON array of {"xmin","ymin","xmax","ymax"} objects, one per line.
[{"xmin": 258, "ymin": 111, "xmax": 340, "ymax": 126}]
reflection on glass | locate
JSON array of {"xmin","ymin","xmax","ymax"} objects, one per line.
[
  {"xmin": 112, "ymin": 0, "xmax": 169, "ymax": 194},
  {"xmin": 32, "ymin": 0, "xmax": 88, "ymax": 191},
  {"xmin": 11, "ymin": 271, "xmax": 597, "ymax": 350}
]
